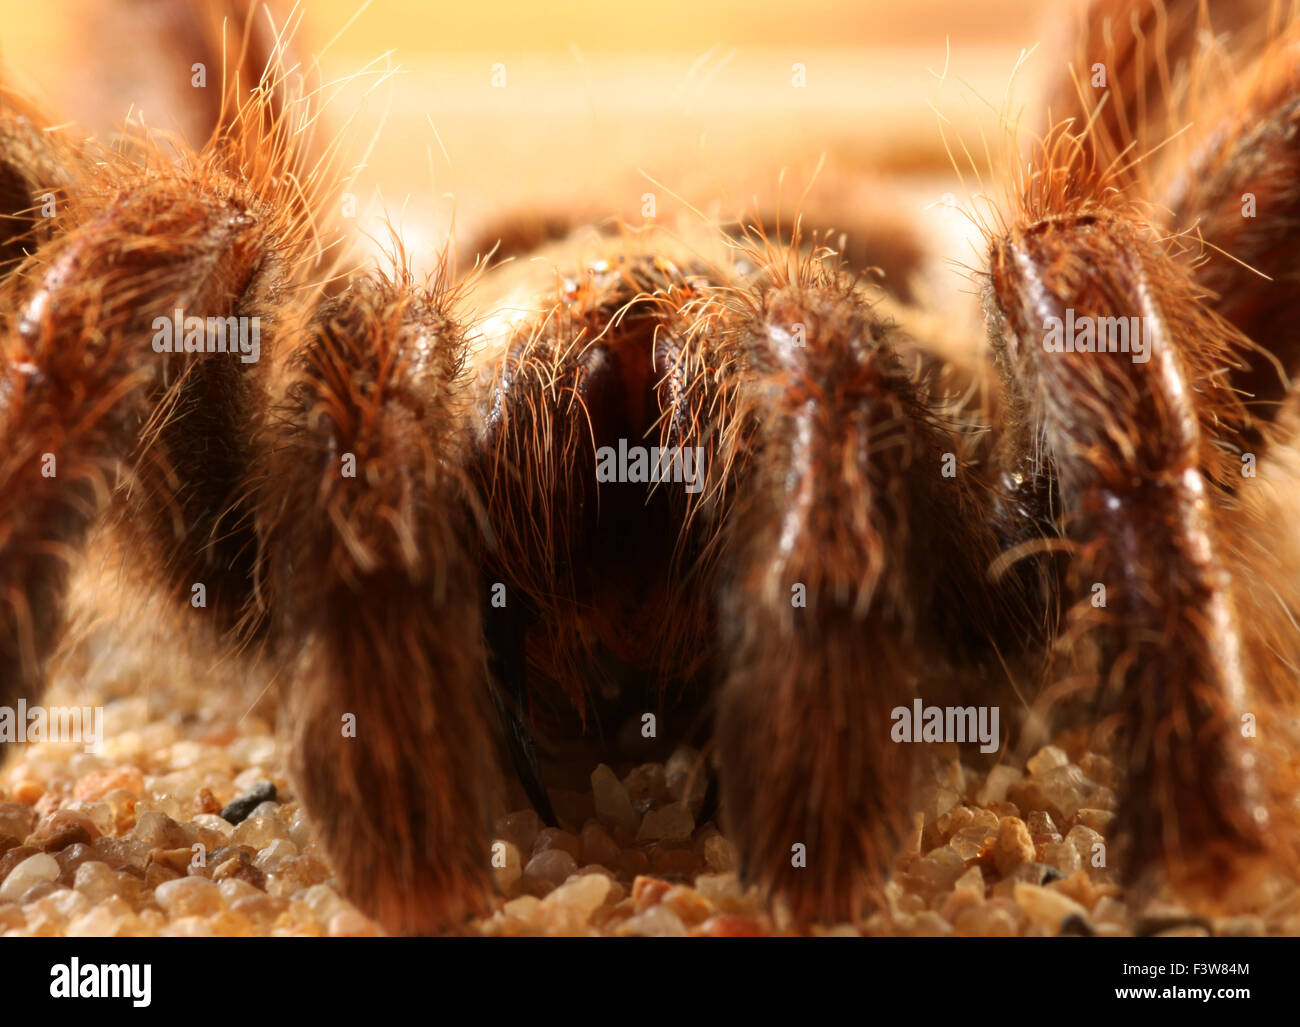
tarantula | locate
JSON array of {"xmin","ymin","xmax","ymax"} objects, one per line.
[{"xmin": 2, "ymin": 0, "xmax": 1300, "ymax": 935}]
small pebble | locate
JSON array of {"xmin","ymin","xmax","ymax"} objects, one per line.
[
  {"xmin": 619, "ymin": 904, "xmax": 688, "ymax": 937},
  {"xmin": 64, "ymin": 801, "xmax": 115, "ymax": 837},
  {"xmin": 632, "ymin": 875, "xmax": 673, "ymax": 911},
  {"xmin": 55, "ymin": 842, "xmax": 97, "ymax": 880},
  {"xmin": 491, "ymin": 840, "xmax": 523, "ymax": 892},
  {"xmin": 1065, "ymin": 825, "xmax": 1105, "ymax": 869},
  {"xmin": 0, "ymin": 803, "xmax": 37, "ymax": 840},
  {"xmin": 25, "ymin": 810, "xmax": 98, "ymax": 851},
  {"xmin": 701, "ymin": 833, "xmax": 737, "ymax": 873},
  {"xmin": 540, "ymin": 873, "xmax": 611, "ymax": 922},
  {"xmin": 949, "ymin": 825, "xmax": 995, "ymax": 861},
  {"xmin": 523, "ymin": 849, "xmax": 578, "ymax": 886},
  {"xmin": 73, "ymin": 767, "xmax": 144, "ymax": 803},
  {"xmin": 579, "ymin": 823, "xmax": 621, "ymax": 867},
  {"xmin": 993, "ymin": 817, "xmax": 1035, "ymax": 874},
  {"xmin": 1035, "ymin": 766, "xmax": 1095, "ymax": 823},
  {"xmin": 66, "ymin": 897, "xmax": 135, "ymax": 938},
  {"xmin": 1074, "ymin": 808, "xmax": 1116, "ymax": 834},
  {"xmin": 636, "ymin": 804, "xmax": 694, "ymax": 843},
  {"xmin": 693, "ymin": 873, "xmax": 749, "ymax": 913},
  {"xmin": 74, "ymin": 862, "xmax": 133, "ymax": 905},
  {"xmin": 328, "ymin": 910, "xmax": 377, "ymax": 937},
  {"xmin": 1014, "ymin": 883, "xmax": 1089, "ymax": 932},
  {"xmin": 532, "ymin": 827, "xmax": 581, "ymax": 861},
  {"xmin": 1025, "ymin": 810, "xmax": 1061, "ymax": 846},
  {"xmin": 699, "ymin": 913, "xmax": 766, "ymax": 937},
  {"xmin": 1026, "ymin": 746, "xmax": 1070, "ymax": 776},
  {"xmin": 299, "ymin": 884, "xmax": 350, "ymax": 926},
  {"xmin": 661, "ymin": 885, "xmax": 713, "ymax": 925},
  {"xmin": 287, "ymin": 808, "xmax": 314, "ymax": 848},
  {"xmin": 220, "ymin": 781, "xmax": 277, "ymax": 826},
  {"xmin": 0, "ymin": 853, "xmax": 60, "ymax": 902},
  {"xmin": 502, "ymin": 896, "xmax": 542, "ymax": 920},
  {"xmin": 1039, "ymin": 839, "xmax": 1083, "ymax": 875},
  {"xmin": 154, "ymin": 878, "xmax": 223, "ymax": 915},
  {"xmin": 591, "ymin": 765, "xmax": 639, "ymax": 831},
  {"xmin": 232, "ymin": 814, "xmax": 289, "ymax": 850},
  {"xmin": 953, "ymin": 902, "xmax": 1019, "ymax": 937},
  {"xmin": 191, "ymin": 814, "xmax": 234, "ymax": 842},
  {"xmin": 902, "ymin": 845, "xmax": 966, "ymax": 896},
  {"xmin": 623, "ymin": 764, "xmax": 669, "ymax": 804},
  {"xmin": 130, "ymin": 811, "xmax": 191, "ymax": 850},
  {"xmin": 494, "ymin": 810, "xmax": 541, "ymax": 854}
]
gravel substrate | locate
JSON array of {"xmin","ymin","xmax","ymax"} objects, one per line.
[{"xmin": 3, "ymin": 638, "xmax": 1298, "ymax": 937}]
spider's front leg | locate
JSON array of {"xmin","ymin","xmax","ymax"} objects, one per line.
[
  {"xmin": 1006, "ymin": 0, "xmax": 1300, "ymax": 902},
  {"xmin": 254, "ymin": 270, "xmax": 503, "ymax": 935},
  {"xmin": 984, "ymin": 169, "xmax": 1278, "ymax": 892},
  {"xmin": 708, "ymin": 270, "xmax": 1012, "ymax": 925},
  {"xmin": 0, "ymin": 9, "xmax": 334, "ymax": 717},
  {"xmin": 0, "ymin": 124, "xmax": 297, "ymax": 718}
]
